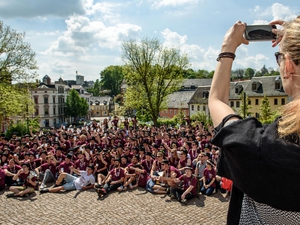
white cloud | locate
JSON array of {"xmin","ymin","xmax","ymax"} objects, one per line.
[
  {"xmin": 46, "ymin": 15, "xmax": 141, "ymax": 56},
  {"xmin": 250, "ymin": 3, "xmax": 297, "ymax": 22},
  {"xmin": 151, "ymin": 0, "xmax": 200, "ymax": 8},
  {"xmin": 86, "ymin": 2, "xmax": 124, "ymax": 23},
  {"xmin": 0, "ymin": 0, "xmax": 86, "ymax": 18}
]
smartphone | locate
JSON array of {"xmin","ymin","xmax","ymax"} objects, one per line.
[{"xmin": 244, "ymin": 25, "xmax": 277, "ymax": 41}]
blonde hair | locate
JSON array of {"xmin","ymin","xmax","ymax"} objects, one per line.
[{"xmin": 278, "ymin": 16, "xmax": 300, "ymax": 138}]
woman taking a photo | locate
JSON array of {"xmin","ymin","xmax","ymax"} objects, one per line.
[{"xmin": 209, "ymin": 17, "xmax": 300, "ymax": 224}]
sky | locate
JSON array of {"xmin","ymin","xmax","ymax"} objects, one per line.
[{"xmin": 0, "ymin": 0, "xmax": 299, "ymax": 82}]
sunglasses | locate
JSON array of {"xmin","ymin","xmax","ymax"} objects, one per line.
[
  {"xmin": 275, "ymin": 52, "xmax": 299, "ymax": 66},
  {"xmin": 275, "ymin": 52, "xmax": 285, "ymax": 66}
]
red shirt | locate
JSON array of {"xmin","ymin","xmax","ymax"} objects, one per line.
[{"xmin": 109, "ymin": 167, "xmax": 125, "ymax": 181}]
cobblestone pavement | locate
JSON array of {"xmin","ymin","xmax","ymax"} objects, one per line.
[{"xmin": 0, "ymin": 188, "xmax": 229, "ymax": 225}]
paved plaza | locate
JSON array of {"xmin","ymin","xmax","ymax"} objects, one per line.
[{"xmin": 0, "ymin": 187, "xmax": 229, "ymax": 225}]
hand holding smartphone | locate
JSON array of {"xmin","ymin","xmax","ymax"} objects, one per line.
[{"xmin": 244, "ymin": 25, "xmax": 277, "ymax": 41}]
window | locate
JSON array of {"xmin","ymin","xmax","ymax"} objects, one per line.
[
  {"xmin": 275, "ymin": 82, "xmax": 281, "ymax": 90},
  {"xmin": 35, "ymin": 108, "xmax": 39, "ymax": 116},
  {"xmin": 191, "ymin": 105, "xmax": 194, "ymax": 111},
  {"xmin": 281, "ymin": 98, "xmax": 285, "ymax": 105},
  {"xmin": 44, "ymin": 97, "xmax": 48, "ymax": 104},
  {"xmin": 34, "ymin": 97, "xmax": 38, "ymax": 104},
  {"xmin": 197, "ymin": 105, "xmax": 200, "ymax": 111},
  {"xmin": 236, "ymin": 101, "xmax": 240, "ymax": 108},
  {"xmin": 203, "ymin": 105, "xmax": 206, "ymax": 112},
  {"xmin": 274, "ymin": 98, "xmax": 278, "ymax": 105},
  {"xmin": 53, "ymin": 97, "xmax": 56, "ymax": 104},
  {"xmin": 44, "ymin": 91, "xmax": 47, "ymax": 93},
  {"xmin": 53, "ymin": 108, "xmax": 56, "ymax": 115},
  {"xmin": 170, "ymin": 110, "xmax": 173, "ymax": 115},
  {"xmin": 255, "ymin": 113, "xmax": 260, "ymax": 118},
  {"xmin": 230, "ymin": 101, "xmax": 234, "ymax": 107},
  {"xmin": 45, "ymin": 108, "xmax": 49, "ymax": 115},
  {"xmin": 174, "ymin": 110, "xmax": 177, "ymax": 114},
  {"xmin": 255, "ymin": 99, "xmax": 259, "ymax": 105},
  {"xmin": 252, "ymin": 83, "xmax": 257, "ymax": 91},
  {"xmin": 248, "ymin": 100, "xmax": 251, "ymax": 105}
]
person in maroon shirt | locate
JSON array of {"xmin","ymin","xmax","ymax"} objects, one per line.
[
  {"xmin": 177, "ymin": 149, "xmax": 191, "ymax": 174},
  {"xmin": 0, "ymin": 168, "xmax": 7, "ymax": 190},
  {"xmin": 171, "ymin": 166, "xmax": 197, "ymax": 204},
  {"xmin": 4, "ymin": 159, "xmax": 22, "ymax": 186},
  {"xmin": 118, "ymin": 154, "xmax": 139, "ymax": 191},
  {"xmin": 200, "ymin": 159, "xmax": 216, "ymax": 196},
  {"xmin": 141, "ymin": 152, "xmax": 153, "ymax": 174},
  {"xmin": 159, "ymin": 159, "xmax": 181, "ymax": 188},
  {"xmin": 57, "ymin": 154, "xmax": 74, "ymax": 174},
  {"xmin": 35, "ymin": 154, "xmax": 58, "ymax": 189},
  {"xmin": 6, "ymin": 162, "xmax": 37, "ymax": 198},
  {"xmin": 97, "ymin": 158, "xmax": 125, "ymax": 198},
  {"xmin": 94, "ymin": 150, "xmax": 108, "ymax": 185},
  {"xmin": 119, "ymin": 164, "xmax": 149, "ymax": 190},
  {"xmin": 74, "ymin": 150, "xmax": 89, "ymax": 171}
]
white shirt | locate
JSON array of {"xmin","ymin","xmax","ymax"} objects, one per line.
[{"xmin": 74, "ymin": 171, "xmax": 95, "ymax": 190}]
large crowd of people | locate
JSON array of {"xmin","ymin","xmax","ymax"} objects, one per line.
[{"xmin": 1, "ymin": 116, "xmax": 232, "ymax": 204}]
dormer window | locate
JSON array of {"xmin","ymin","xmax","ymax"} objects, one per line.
[
  {"xmin": 251, "ymin": 81, "xmax": 261, "ymax": 91},
  {"xmin": 275, "ymin": 81, "xmax": 281, "ymax": 90}
]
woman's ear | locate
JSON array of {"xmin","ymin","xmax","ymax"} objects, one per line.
[{"xmin": 285, "ymin": 55, "xmax": 296, "ymax": 75}]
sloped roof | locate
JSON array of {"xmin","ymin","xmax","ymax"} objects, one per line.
[
  {"xmin": 229, "ymin": 80, "xmax": 251, "ymax": 100},
  {"xmin": 166, "ymin": 91, "xmax": 195, "ymax": 108},
  {"xmin": 188, "ymin": 86, "xmax": 211, "ymax": 104},
  {"xmin": 180, "ymin": 79, "xmax": 212, "ymax": 87},
  {"xmin": 90, "ymin": 96, "xmax": 112, "ymax": 105},
  {"xmin": 244, "ymin": 76, "xmax": 286, "ymax": 97}
]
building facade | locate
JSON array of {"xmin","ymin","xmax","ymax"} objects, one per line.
[{"xmin": 31, "ymin": 76, "xmax": 92, "ymax": 128}]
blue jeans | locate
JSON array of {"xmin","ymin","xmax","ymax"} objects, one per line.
[
  {"xmin": 201, "ymin": 186, "xmax": 215, "ymax": 196},
  {"xmin": 146, "ymin": 179, "xmax": 155, "ymax": 193}
]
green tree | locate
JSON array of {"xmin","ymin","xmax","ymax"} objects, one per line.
[
  {"xmin": 238, "ymin": 91, "xmax": 251, "ymax": 118},
  {"xmin": 245, "ymin": 68, "xmax": 255, "ymax": 79},
  {"xmin": 122, "ymin": 37, "xmax": 189, "ymax": 126},
  {"xmin": 232, "ymin": 68, "xmax": 245, "ymax": 79},
  {"xmin": 259, "ymin": 95, "xmax": 272, "ymax": 123},
  {"xmin": 100, "ymin": 65, "xmax": 124, "ymax": 97},
  {"xmin": 0, "ymin": 21, "xmax": 38, "ymax": 130},
  {"xmin": 87, "ymin": 79, "xmax": 101, "ymax": 96},
  {"xmin": 0, "ymin": 21, "xmax": 38, "ymax": 84},
  {"xmin": 261, "ymin": 65, "xmax": 268, "ymax": 76},
  {"xmin": 65, "ymin": 89, "xmax": 89, "ymax": 121},
  {"xmin": 196, "ymin": 69, "xmax": 210, "ymax": 78}
]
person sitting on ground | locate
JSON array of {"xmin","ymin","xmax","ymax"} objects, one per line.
[
  {"xmin": 35, "ymin": 154, "xmax": 57, "ymax": 189},
  {"xmin": 4, "ymin": 158, "xmax": 21, "ymax": 187},
  {"xmin": 158, "ymin": 159, "xmax": 181, "ymax": 190},
  {"xmin": 200, "ymin": 160, "xmax": 216, "ymax": 196},
  {"xmin": 119, "ymin": 154, "xmax": 139, "ymax": 191},
  {"xmin": 6, "ymin": 162, "xmax": 37, "ymax": 198},
  {"xmin": 57, "ymin": 153, "xmax": 75, "ymax": 175},
  {"xmin": 118, "ymin": 164, "xmax": 148, "ymax": 191},
  {"xmin": 141, "ymin": 152, "xmax": 153, "ymax": 175},
  {"xmin": 96, "ymin": 158, "xmax": 125, "ymax": 198},
  {"xmin": 171, "ymin": 166, "xmax": 197, "ymax": 204},
  {"xmin": 40, "ymin": 164, "xmax": 95, "ymax": 194},
  {"xmin": 177, "ymin": 149, "xmax": 191, "ymax": 173}
]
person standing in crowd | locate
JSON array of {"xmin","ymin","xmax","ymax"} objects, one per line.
[{"xmin": 208, "ymin": 17, "xmax": 300, "ymax": 224}]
